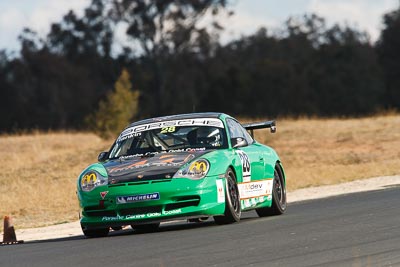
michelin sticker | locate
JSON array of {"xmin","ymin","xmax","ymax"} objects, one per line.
[
  {"xmin": 116, "ymin": 193, "xmax": 160, "ymax": 204},
  {"xmin": 236, "ymin": 150, "xmax": 251, "ymax": 182}
]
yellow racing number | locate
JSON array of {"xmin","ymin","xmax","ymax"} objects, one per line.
[{"xmin": 160, "ymin": 126, "xmax": 176, "ymax": 134}]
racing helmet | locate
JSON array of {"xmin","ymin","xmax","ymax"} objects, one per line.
[{"xmin": 195, "ymin": 127, "xmax": 222, "ymax": 147}]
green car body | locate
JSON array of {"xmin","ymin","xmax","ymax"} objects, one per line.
[{"xmin": 77, "ymin": 112, "xmax": 286, "ymax": 237}]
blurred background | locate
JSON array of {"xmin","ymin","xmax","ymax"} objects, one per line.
[{"xmin": 0, "ymin": 0, "xmax": 399, "ymax": 133}]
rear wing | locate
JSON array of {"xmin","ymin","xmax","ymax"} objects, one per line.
[{"xmin": 242, "ymin": 120, "xmax": 276, "ymax": 138}]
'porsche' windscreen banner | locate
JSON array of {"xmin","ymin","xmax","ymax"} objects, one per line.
[{"xmin": 118, "ymin": 118, "xmax": 224, "ymax": 141}]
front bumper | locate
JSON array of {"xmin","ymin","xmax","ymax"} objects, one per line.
[{"xmin": 78, "ymin": 176, "xmax": 226, "ymax": 229}]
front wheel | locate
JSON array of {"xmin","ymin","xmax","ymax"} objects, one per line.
[
  {"xmin": 256, "ymin": 164, "xmax": 287, "ymax": 217},
  {"xmin": 214, "ymin": 168, "xmax": 241, "ymax": 225}
]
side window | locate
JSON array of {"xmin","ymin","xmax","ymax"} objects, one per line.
[
  {"xmin": 226, "ymin": 119, "xmax": 243, "ymax": 139},
  {"xmin": 239, "ymin": 125, "xmax": 254, "ymax": 145},
  {"xmin": 226, "ymin": 119, "xmax": 254, "ymax": 145}
]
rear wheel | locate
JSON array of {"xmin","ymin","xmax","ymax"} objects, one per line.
[
  {"xmin": 82, "ymin": 227, "xmax": 109, "ymax": 238},
  {"xmin": 214, "ymin": 168, "xmax": 241, "ymax": 225},
  {"xmin": 256, "ymin": 164, "xmax": 286, "ymax": 217},
  {"xmin": 131, "ymin": 223, "xmax": 160, "ymax": 232}
]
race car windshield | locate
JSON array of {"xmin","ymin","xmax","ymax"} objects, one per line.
[{"xmin": 108, "ymin": 124, "xmax": 228, "ymax": 159}]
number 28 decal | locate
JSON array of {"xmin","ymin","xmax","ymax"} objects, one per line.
[
  {"xmin": 237, "ymin": 150, "xmax": 251, "ymax": 182},
  {"xmin": 160, "ymin": 126, "xmax": 176, "ymax": 134}
]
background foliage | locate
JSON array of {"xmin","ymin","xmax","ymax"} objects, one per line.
[
  {"xmin": 87, "ymin": 69, "xmax": 140, "ymax": 139},
  {"xmin": 0, "ymin": 0, "xmax": 399, "ymax": 132}
]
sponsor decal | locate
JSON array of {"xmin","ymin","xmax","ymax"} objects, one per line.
[
  {"xmin": 236, "ymin": 150, "xmax": 251, "ymax": 182},
  {"xmin": 101, "ymin": 209, "xmax": 182, "ymax": 221},
  {"xmin": 102, "ymin": 215, "xmax": 124, "ymax": 221},
  {"xmin": 118, "ymin": 132, "xmax": 142, "ymax": 142},
  {"xmin": 189, "ymin": 160, "xmax": 208, "ymax": 173},
  {"xmin": 117, "ymin": 148, "xmax": 204, "ymax": 160},
  {"xmin": 243, "ymin": 199, "xmax": 251, "ymax": 208},
  {"xmin": 238, "ymin": 179, "xmax": 273, "ymax": 200},
  {"xmin": 158, "ymin": 154, "xmax": 187, "ymax": 165},
  {"xmin": 265, "ymin": 180, "xmax": 273, "ymax": 195},
  {"xmin": 182, "ymin": 147, "xmax": 206, "ymax": 152},
  {"xmin": 126, "ymin": 214, "xmax": 145, "ymax": 220},
  {"xmin": 100, "ymin": 191, "xmax": 109, "ymax": 199},
  {"xmin": 118, "ymin": 118, "xmax": 224, "ymax": 141},
  {"xmin": 116, "ymin": 192, "xmax": 160, "ymax": 204},
  {"xmin": 109, "ymin": 154, "xmax": 195, "ymax": 173},
  {"xmin": 216, "ymin": 179, "xmax": 225, "ymax": 203},
  {"xmin": 163, "ymin": 209, "xmax": 182, "ymax": 215},
  {"xmin": 109, "ymin": 159, "xmax": 149, "ymax": 173},
  {"xmin": 81, "ymin": 172, "xmax": 97, "ymax": 186},
  {"xmin": 241, "ymin": 196, "xmax": 268, "ymax": 209},
  {"xmin": 145, "ymin": 212, "xmax": 162, "ymax": 217}
]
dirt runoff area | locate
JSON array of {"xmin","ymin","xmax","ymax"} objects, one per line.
[{"xmin": 11, "ymin": 175, "xmax": 400, "ymax": 242}]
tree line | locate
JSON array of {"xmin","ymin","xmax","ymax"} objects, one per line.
[{"xmin": 0, "ymin": 0, "xmax": 399, "ymax": 132}]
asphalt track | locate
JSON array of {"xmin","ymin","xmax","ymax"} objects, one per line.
[{"xmin": 1, "ymin": 186, "xmax": 400, "ymax": 267}]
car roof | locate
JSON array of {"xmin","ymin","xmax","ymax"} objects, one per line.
[{"xmin": 127, "ymin": 112, "xmax": 228, "ymax": 127}]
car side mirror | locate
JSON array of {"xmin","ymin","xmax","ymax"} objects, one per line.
[
  {"xmin": 231, "ymin": 137, "xmax": 248, "ymax": 148},
  {"xmin": 98, "ymin": 152, "xmax": 108, "ymax": 162}
]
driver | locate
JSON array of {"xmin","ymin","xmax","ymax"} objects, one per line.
[{"xmin": 187, "ymin": 127, "xmax": 222, "ymax": 147}]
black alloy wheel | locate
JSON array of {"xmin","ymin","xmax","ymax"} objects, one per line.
[
  {"xmin": 214, "ymin": 168, "xmax": 241, "ymax": 224},
  {"xmin": 256, "ymin": 164, "xmax": 287, "ymax": 217}
]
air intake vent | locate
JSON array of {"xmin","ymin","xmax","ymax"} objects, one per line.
[{"xmin": 165, "ymin": 196, "xmax": 200, "ymax": 211}]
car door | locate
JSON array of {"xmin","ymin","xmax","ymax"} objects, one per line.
[{"xmin": 226, "ymin": 118, "xmax": 265, "ymax": 182}]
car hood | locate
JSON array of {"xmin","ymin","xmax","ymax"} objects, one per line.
[{"xmin": 103, "ymin": 151, "xmax": 210, "ymax": 184}]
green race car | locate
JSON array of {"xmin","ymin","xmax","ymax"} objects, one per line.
[{"xmin": 77, "ymin": 112, "xmax": 286, "ymax": 237}]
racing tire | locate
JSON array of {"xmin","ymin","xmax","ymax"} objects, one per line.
[
  {"xmin": 214, "ymin": 168, "xmax": 241, "ymax": 225},
  {"xmin": 131, "ymin": 222, "xmax": 160, "ymax": 232},
  {"xmin": 82, "ymin": 227, "xmax": 109, "ymax": 238},
  {"xmin": 256, "ymin": 164, "xmax": 286, "ymax": 217}
]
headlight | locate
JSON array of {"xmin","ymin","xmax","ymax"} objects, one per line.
[
  {"xmin": 80, "ymin": 171, "xmax": 107, "ymax": 192},
  {"xmin": 173, "ymin": 159, "xmax": 210, "ymax": 180}
]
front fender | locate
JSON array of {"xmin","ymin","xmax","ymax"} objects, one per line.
[{"xmin": 201, "ymin": 150, "xmax": 242, "ymax": 180}]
